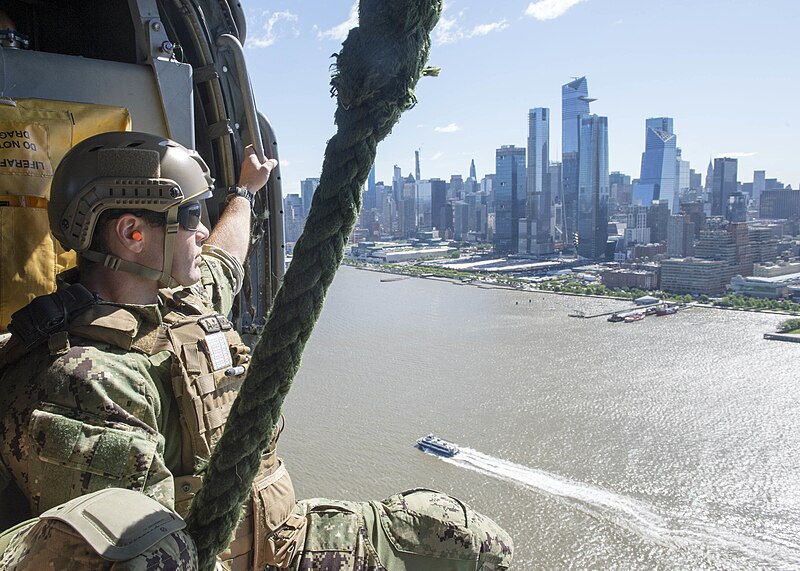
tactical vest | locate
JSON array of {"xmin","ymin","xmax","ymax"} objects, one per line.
[{"xmin": 1, "ymin": 283, "xmax": 302, "ymax": 570}]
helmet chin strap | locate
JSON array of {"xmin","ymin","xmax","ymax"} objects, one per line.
[
  {"xmin": 158, "ymin": 205, "xmax": 181, "ymax": 289},
  {"xmin": 81, "ymin": 204, "xmax": 182, "ymax": 290}
]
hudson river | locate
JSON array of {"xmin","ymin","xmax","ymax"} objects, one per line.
[{"xmin": 279, "ymin": 266, "xmax": 799, "ymax": 570}]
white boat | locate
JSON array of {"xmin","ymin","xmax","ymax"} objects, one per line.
[{"xmin": 416, "ymin": 434, "xmax": 459, "ymax": 457}]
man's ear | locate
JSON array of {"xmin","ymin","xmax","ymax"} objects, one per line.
[{"xmin": 114, "ymin": 214, "xmax": 146, "ymax": 254}]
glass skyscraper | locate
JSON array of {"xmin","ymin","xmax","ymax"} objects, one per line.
[
  {"xmin": 494, "ymin": 145, "xmax": 526, "ymax": 256},
  {"xmin": 711, "ymin": 157, "xmax": 739, "ymax": 216},
  {"xmin": 526, "ymin": 107, "xmax": 553, "ymax": 253},
  {"xmin": 576, "ymin": 114, "xmax": 609, "ymax": 259},
  {"xmin": 562, "ymin": 77, "xmax": 593, "ymax": 154},
  {"xmin": 632, "ymin": 117, "xmax": 678, "ymax": 213},
  {"xmin": 561, "ymin": 77, "xmax": 595, "ymax": 247}
]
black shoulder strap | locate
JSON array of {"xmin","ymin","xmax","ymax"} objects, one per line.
[{"xmin": 7, "ymin": 283, "xmax": 98, "ymax": 351}]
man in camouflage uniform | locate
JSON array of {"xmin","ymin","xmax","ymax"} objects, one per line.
[{"xmin": 0, "ymin": 131, "xmax": 512, "ymax": 570}]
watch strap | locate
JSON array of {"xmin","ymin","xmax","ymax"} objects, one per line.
[{"xmin": 226, "ymin": 186, "xmax": 255, "ymax": 207}]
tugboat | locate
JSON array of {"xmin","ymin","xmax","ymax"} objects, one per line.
[{"xmin": 416, "ymin": 434, "xmax": 460, "ymax": 457}]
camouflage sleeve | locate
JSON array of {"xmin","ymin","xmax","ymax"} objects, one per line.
[
  {"xmin": 2, "ymin": 344, "xmax": 175, "ymax": 515},
  {"xmin": 189, "ymin": 244, "xmax": 244, "ymax": 315}
]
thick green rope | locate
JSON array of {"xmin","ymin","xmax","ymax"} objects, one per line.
[{"xmin": 184, "ymin": 1, "xmax": 442, "ymax": 568}]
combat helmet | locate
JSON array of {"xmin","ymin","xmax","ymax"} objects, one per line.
[{"xmin": 50, "ymin": 131, "xmax": 214, "ymax": 288}]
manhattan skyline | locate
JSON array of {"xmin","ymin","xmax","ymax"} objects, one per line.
[{"xmin": 240, "ymin": 1, "xmax": 800, "ymax": 195}]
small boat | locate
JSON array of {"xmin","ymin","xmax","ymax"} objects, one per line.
[
  {"xmin": 624, "ymin": 312, "xmax": 645, "ymax": 322},
  {"xmin": 416, "ymin": 434, "xmax": 459, "ymax": 457},
  {"xmin": 656, "ymin": 305, "xmax": 678, "ymax": 316}
]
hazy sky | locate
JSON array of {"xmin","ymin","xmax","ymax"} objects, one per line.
[{"xmin": 241, "ymin": 1, "xmax": 799, "ymax": 196}]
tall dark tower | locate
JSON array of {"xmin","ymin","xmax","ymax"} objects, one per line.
[
  {"xmin": 469, "ymin": 159, "xmax": 476, "ymax": 180},
  {"xmin": 711, "ymin": 157, "xmax": 738, "ymax": 217}
]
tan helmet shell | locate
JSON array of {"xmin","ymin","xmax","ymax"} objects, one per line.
[{"xmin": 49, "ymin": 131, "xmax": 214, "ymax": 252}]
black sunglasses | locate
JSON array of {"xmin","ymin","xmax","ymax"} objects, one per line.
[{"xmin": 177, "ymin": 202, "xmax": 202, "ymax": 231}]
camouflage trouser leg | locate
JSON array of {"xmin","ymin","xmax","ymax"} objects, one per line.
[{"xmin": 290, "ymin": 488, "xmax": 512, "ymax": 571}]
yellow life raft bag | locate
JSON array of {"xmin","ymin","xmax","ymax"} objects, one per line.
[{"xmin": 0, "ymin": 98, "xmax": 130, "ymax": 331}]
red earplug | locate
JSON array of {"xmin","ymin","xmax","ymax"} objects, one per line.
[{"xmin": 131, "ymin": 230, "xmax": 143, "ymax": 241}]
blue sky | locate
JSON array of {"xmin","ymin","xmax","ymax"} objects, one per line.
[{"xmin": 241, "ymin": 1, "xmax": 799, "ymax": 196}]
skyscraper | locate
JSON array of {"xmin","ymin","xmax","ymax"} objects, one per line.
[
  {"xmin": 562, "ymin": 77, "xmax": 593, "ymax": 155},
  {"xmin": 526, "ymin": 107, "xmax": 553, "ymax": 254},
  {"xmin": 562, "ymin": 77, "xmax": 594, "ymax": 246},
  {"xmin": 469, "ymin": 159, "xmax": 477, "ymax": 180},
  {"xmin": 494, "ymin": 145, "xmax": 526, "ymax": 256},
  {"xmin": 300, "ymin": 178, "xmax": 320, "ymax": 217},
  {"xmin": 392, "ymin": 165, "xmax": 402, "ymax": 206},
  {"xmin": 632, "ymin": 117, "xmax": 678, "ymax": 213},
  {"xmin": 711, "ymin": 157, "xmax": 738, "ymax": 216},
  {"xmin": 576, "ymin": 114, "xmax": 609, "ymax": 259},
  {"xmin": 676, "ymin": 148, "xmax": 690, "ymax": 210},
  {"xmin": 430, "ymin": 179, "xmax": 448, "ymax": 234},
  {"xmin": 364, "ymin": 162, "xmax": 377, "ymax": 210},
  {"xmin": 704, "ymin": 159, "xmax": 714, "ymax": 205},
  {"xmin": 753, "ymin": 170, "xmax": 766, "ymax": 206}
]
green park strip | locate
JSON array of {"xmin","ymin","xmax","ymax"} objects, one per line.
[{"xmin": 344, "ymin": 258, "xmax": 800, "ymax": 315}]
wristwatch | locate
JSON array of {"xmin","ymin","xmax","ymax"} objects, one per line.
[{"xmin": 226, "ymin": 186, "xmax": 256, "ymax": 207}]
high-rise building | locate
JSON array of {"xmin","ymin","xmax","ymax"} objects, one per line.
[
  {"xmin": 453, "ymin": 201, "xmax": 470, "ymax": 240},
  {"xmin": 695, "ymin": 222, "xmax": 753, "ymax": 282},
  {"xmin": 430, "ymin": 178, "xmax": 448, "ymax": 234},
  {"xmin": 381, "ymin": 190, "xmax": 395, "ymax": 235},
  {"xmin": 749, "ymin": 225, "xmax": 780, "ymax": 264},
  {"xmin": 549, "ymin": 162, "xmax": 564, "ymax": 243},
  {"xmin": 711, "ymin": 157, "xmax": 738, "ymax": 216},
  {"xmin": 364, "ymin": 163, "xmax": 377, "ymax": 211},
  {"xmin": 609, "ymin": 171, "xmax": 632, "ymax": 213},
  {"xmin": 576, "ymin": 114, "xmax": 609, "ymax": 259},
  {"xmin": 753, "ymin": 170, "xmax": 766, "ymax": 206},
  {"xmin": 704, "ymin": 159, "xmax": 714, "ymax": 205},
  {"xmin": 300, "ymin": 178, "xmax": 320, "ymax": 217},
  {"xmin": 494, "ymin": 145, "xmax": 527, "ymax": 256},
  {"xmin": 727, "ymin": 191, "xmax": 748, "ymax": 222},
  {"xmin": 283, "ymin": 194, "xmax": 305, "ymax": 242},
  {"xmin": 676, "ymin": 148, "xmax": 690, "ymax": 208},
  {"xmin": 760, "ymin": 189, "xmax": 800, "ymax": 219},
  {"xmin": 680, "ymin": 201, "xmax": 706, "ymax": 238},
  {"xmin": 392, "ymin": 165, "xmax": 402, "ymax": 206},
  {"xmin": 625, "ymin": 204, "xmax": 650, "ymax": 244},
  {"xmin": 449, "ymin": 174, "xmax": 464, "ymax": 200},
  {"xmin": 562, "ymin": 77, "xmax": 593, "ymax": 155},
  {"xmin": 667, "ymin": 214, "xmax": 695, "ymax": 258},
  {"xmin": 562, "ymin": 77, "xmax": 594, "ymax": 247},
  {"xmin": 649, "ymin": 199, "xmax": 670, "ymax": 243},
  {"xmin": 525, "ymin": 107, "xmax": 553, "ymax": 254},
  {"xmin": 416, "ymin": 179, "xmax": 432, "ymax": 230},
  {"xmin": 469, "ymin": 159, "xmax": 477, "ymax": 180},
  {"xmin": 690, "ymin": 169, "xmax": 702, "ymax": 191},
  {"xmin": 632, "ymin": 117, "xmax": 678, "ymax": 213}
]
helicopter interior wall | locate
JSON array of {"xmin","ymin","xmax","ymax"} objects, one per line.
[
  {"xmin": 0, "ymin": 47, "xmax": 191, "ymax": 142},
  {"xmin": 2, "ymin": 1, "xmax": 137, "ymax": 64}
]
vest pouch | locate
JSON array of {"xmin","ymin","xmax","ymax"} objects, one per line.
[
  {"xmin": 376, "ymin": 488, "xmax": 480, "ymax": 560},
  {"xmin": 27, "ymin": 407, "xmax": 159, "ymax": 513},
  {"xmin": 253, "ymin": 459, "xmax": 301, "ymax": 569}
]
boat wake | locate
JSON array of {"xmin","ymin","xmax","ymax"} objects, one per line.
[{"xmin": 441, "ymin": 447, "xmax": 800, "ymax": 568}]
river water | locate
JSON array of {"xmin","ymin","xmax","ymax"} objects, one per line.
[{"xmin": 278, "ymin": 266, "xmax": 800, "ymax": 570}]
